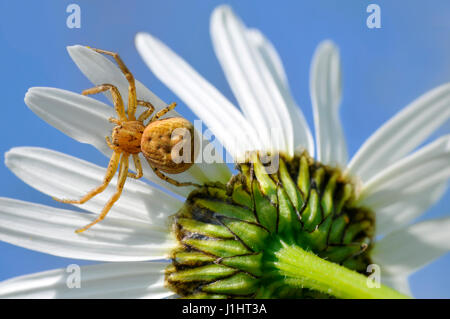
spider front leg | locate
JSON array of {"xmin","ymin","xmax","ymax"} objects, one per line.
[
  {"xmin": 82, "ymin": 84, "xmax": 126, "ymax": 121},
  {"xmin": 105, "ymin": 136, "xmax": 119, "ymax": 151},
  {"xmin": 76, "ymin": 154, "xmax": 130, "ymax": 233},
  {"xmin": 53, "ymin": 151, "xmax": 121, "ymax": 205},
  {"xmin": 150, "ymin": 102, "xmax": 177, "ymax": 122},
  {"xmin": 88, "ymin": 47, "xmax": 137, "ymax": 120},
  {"xmin": 137, "ymin": 99, "xmax": 155, "ymax": 123}
]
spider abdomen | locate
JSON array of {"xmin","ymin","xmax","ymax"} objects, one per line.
[{"xmin": 141, "ymin": 117, "xmax": 195, "ymax": 174}]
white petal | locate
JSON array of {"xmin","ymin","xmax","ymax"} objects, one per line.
[
  {"xmin": 381, "ymin": 275, "xmax": 412, "ymax": 297},
  {"xmin": 25, "ymin": 87, "xmax": 115, "ymax": 156},
  {"xmin": 373, "ymin": 181, "xmax": 447, "ymax": 236},
  {"xmin": 359, "ymin": 135, "xmax": 450, "ymax": 209},
  {"xmin": 24, "ymin": 87, "xmax": 202, "ymax": 197},
  {"xmin": 5, "ymin": 147, "xmax": 182, "ymax": 226},
  {"xmin": 372, "ymin": 217, "xmax": 450, "ymax": 275},
  {"xmin": 210, "ymin": 6, "xmax": 293, "ymax": 155},
  {"xmin": 0, "ymin": 198, "xmax": 175, "ymax": 262},
  {"xmin": 135, "ymin": 32, "xmax": 262, "ymax": 161},
  {"xmin": 310, "ymin": 41, "xmax": 347, "ymax": 166},
  {"xmin": 246, "ymin": 28, "xmax": 314, "ymax": 156},
  {"xmin": 348, "ymin": 83, "xmax": 450, "ymax": 182},
  {"xmin": 0, "ymin": 262, "xmax": 171, "ymax": 299},
  {"xmin": 68, "ymin": 46, "xmax": 232, "ymax": 187}
]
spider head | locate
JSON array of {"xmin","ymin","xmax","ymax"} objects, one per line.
[{"xmin": 111, "ymin": 120, "xmax": 145, "ymax": 154}]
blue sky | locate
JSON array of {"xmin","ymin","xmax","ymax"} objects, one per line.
[{"xmin": 0, "ymin": 0, "xmax": 449, "ymax": 298}]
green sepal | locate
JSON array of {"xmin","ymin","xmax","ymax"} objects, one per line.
[
  {"xmin": 251, "ymin": 153, "xmax": 278, "ymax": 205},
  {"xmin": 232, "ymin": 183, "xmax": 254, "ymax": 209},
  {"xmin": 252, "ymin": 179, "xmax": 277, "ymax": 233},
  {"xmin": 194, "ymin": 198, "xmax": 257, "ymax": 223},
  {"xmin": 297, "ymin": 216, "xmax": 333, "ymax": 251},
  {"xmin": 279, "ymin": 159, "xmax": 304, "ymax": 211},
  {"xmin": 221, "ymin": 218, "xmax": 269, "ymax": 251},
  {"xmin": 342, "ymin": 220, "xmax": 372, "ymax": 244},
  {"xmin": 202, "ymin": 272, "xmax": 259, "ymax": 295},
  {"xmin": 168, "ymin": 264, "xmax": 236, "ymax": 282},
  {"xmin": 320, "ymin": 245, "xmax": 364, "ymax": 263},
  {"xmin": 221, "ymin": 253, "xmax": 263, "ymax": 276},
  {"xmin": 312, "ymin": 167, "xmax": 325, "ymax": 190},
  {"xmin": 184, "ymin": 238, "xmax": 250, "ymax": 257},
  {"xmin": 297, "ymin": 155, "xmax": 310, "ymax": 196},
  {"xmin": 203, "ymin": 185, "xmax": 229, "ymax": 201},
  {"xmin": 321, "ymin": 173, "xmax": 338, "ymax": 218},
  {"xmin": 178, "ymin": 218, "xmax": 233, "ymax": 239},
  {"xmin": 328, "ymin": 215, "xmax": 349, "ymax": 244},
  {"xmin": 335, "ymin": 183, "xmax": 353, "ymax": 214},
  {"xmin": 301, "ymin": 189, "xmax": 322, "ymax": 232},
  {"xmin": 276, "ymin": 186, "xmax": 301, "ymax": 241},
  {"xmin": 173, "ymin": 250, "xmax": 217, "ymax": 266}
]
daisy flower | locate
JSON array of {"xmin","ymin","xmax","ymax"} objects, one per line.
[{"xmin": 1, "ymin": 5, "xmax": 449, "ymax": 298}]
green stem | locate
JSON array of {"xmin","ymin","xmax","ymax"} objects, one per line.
[{"xmin": 271, "ymin": 241, "xmax": 409, "ymax": 299}]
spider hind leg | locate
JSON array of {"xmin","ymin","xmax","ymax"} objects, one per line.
[
  {"xmin": 75, "ymin": 154, "xmax": 130, "ymax": 233},
  {"xmin": 150, "ymin": 165, "xmax": 200, "ymax": 188},
  {"xmin": 53, "ymin": 151, "xmax": 121, "ymax": 205}
]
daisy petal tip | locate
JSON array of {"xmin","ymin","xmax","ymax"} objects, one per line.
[
  {"xmin": 4, "ymin": 147, "xmax": 31, "ymax": 181},
  {"xmin": 23, "ymin": 86, "xmax": 46, "ymax": 106},
  {"xmin": 134, "ymin": 32, "xmax": 148, "ymax": 45},
  {"xmin": 211, "ymin": 4, "xmax": 236, "ymax": 28},
  {"xmin": 135, "ymin": 31, "xmax": 148, "ymax": 41},
  {"xmin": 24, "ymin": 86, "xmax": 42, "ymax": 98},
  {"xmin": 66, "ymin": 45, "xmax": 110, "ymax": 73},
  {"xmin": 23, "ymin": 88, "xmax": 32, "ymax": 103},
  {"xmin": 66, "ymin": 44, "xmax": 90, "ymax": 54},
  {"xmin": 66, "ymin": 44, "xmax": 85, "ymax": 59},
  {"xmin": 212, "ymin": 3, "xmax": 232, "ymax": 15},
  {"xmin": 318, "ymin": 39, "xmax": 338, "ymax": 50},
  {"xmin": 3, "ymin": 149, "xmax": 13, "ymax": 168},
  {"xmin": 65, "ymin": 44, "xmax": 79, "ymax": 52},
  {"xmin": 135, "ymin": 32, "xmax": 160, "ymax": 55},
  {"xmin": 4, "ymin": 147, "xmax": 34, "ymax": 168}
]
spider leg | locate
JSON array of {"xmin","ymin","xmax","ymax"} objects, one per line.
[
  {"xmin": 150, "ymin": 102, "xmax": 177, "ymax": 122},
  {"xmin": 105, "ymin": 136, "xmax": 119, "ymax": 151},
  {"xmin": 87, "ymin": 47, "xmax": 137, "ymax": 121},
  {"xmin": 149, "ymin": 163, "xmax": 200, "ymax": 187},
  {"xmin": 82, "ymin": 84, "xmax": 126, "ymax": 121},
  {"xmin": 137, "ymin": 100, "xmax": 155, "ymax": 122},
  {"xmin": 53, "ymin": 151, "xmax": 121, "ymax": 204},
  {"xmin": 108, "ymin": 118, "xmax": 121, "ymax": 125},
  {"xmin": 76, "ymin": 154, "xmax": 129, "ymax": 233},
  {"xmin": 127, "ymin": 154, "xmax": 143, "ymax": 179}
]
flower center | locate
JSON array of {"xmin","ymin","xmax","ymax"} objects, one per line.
[{"xmin": 165, "ymin": 152, "xmax": 375, "ymax": 298}]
